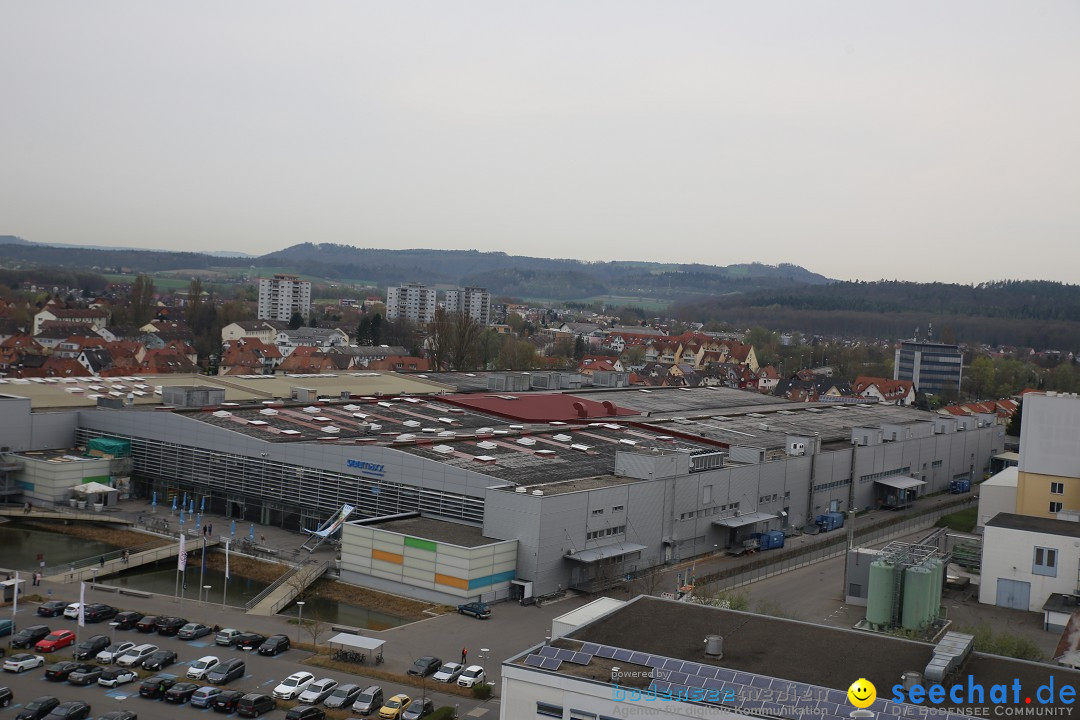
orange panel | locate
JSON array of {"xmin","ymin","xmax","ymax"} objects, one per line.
[
  {"xmin": 435, "ymin": 573, "xmax": 468, "ymax": 590},
  {"xmin": 371, "ymin": 549, "xmax": 403, "ymax": 565}
]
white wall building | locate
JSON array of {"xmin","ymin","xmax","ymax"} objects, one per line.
[
  {"xmin": 257, "ymin": 274, "xmax": 311, "ymax": 322},
  {"xmin": 444, "ymin": 286, "xmax": 492, "ymax": 326},
  {"xmin": 386, "ymin": 283, "xmax": 437, "ymax": 325},
  {"xmin": 979, "ymin": 513, "xmax": 1080, "ymax": 614},
  {"xmin": 977, "ymin": 466, "xmax": 1018, "ymax": 528}
]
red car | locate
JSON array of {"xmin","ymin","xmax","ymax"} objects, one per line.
[{"xmin": 36, "ymin": 629, "xmax": 76, "ymax": 652}]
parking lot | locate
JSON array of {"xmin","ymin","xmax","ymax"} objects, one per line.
[{"xmin": 0, "ymin": 604, "xmax": 503, "ymax": 720}]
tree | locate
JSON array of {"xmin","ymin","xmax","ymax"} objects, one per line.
[
  {"xmin": 965, "ymin": 357, "xmax": 995, "ymax": 400},
  {"xmin": 497, "ymin": 339, "xmax": 537, "ymax": 370},
  {"xmin": 426, "ymin": 309, "xmax": 485, "ymax": 371},
  {"xmin": 369, "ymin": 313, "xmax": 383, "ymax": 345},
  {"xmin": 131, "ymin": 274, "xmax": 156, "ymax": 326},
  {"xmin": 1005, "ymin": 402, "xmax": 1023, "ymax": 437},
  {"xmin": 356, "ymin": 315, "xmax": 372, "ymax": 346},
  {"xmin": 573, "ymin": 336, "xmax": 586, "ymax": 362},
  {"xmin": 288, "ymin": 311, "xmax": 304, "ymax": 330}
]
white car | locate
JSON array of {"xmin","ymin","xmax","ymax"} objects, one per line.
[
  {"xmin": 187, "ymin": 655, "xmax": 221, "ymax": 680},
  {"xmin": 116, "ymin": 643, "xmax": 158, "ymax": 667},
  {"xmin": 298, "ymin": 677, "xmax": 338, "ymax": 704},
  {"xmin": 457, "ymin": 665, "xmax": 487, "ymax": 688},
  {"xmin": 3, "ymin": 653, "xmax": 45, "ymax": 673},
  {"xmin": 272, "ymin": 671, "xmax": 315, "ymax": 700},
  {"xmin": 96, "ymin": 641, "xmax": 135, "ymax": 664},
  {"xmin": 63, "ymin": 602, "xmax": 83, "ymax": 619},
  {"xmin": 432, "ymin": 662, "xmax": 464, "ymax": 683},
  {"xmin": 98, "ymin": 667, "xmax": 139, "ymax": 687}
]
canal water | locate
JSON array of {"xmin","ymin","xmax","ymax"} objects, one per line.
[
  {"xmin": 0, "ymin": 521, "xmax": 411, "ymax": 629},
  {"xmin": 0, "ymin": 521, "xmax": 120, "ymax": 571}
]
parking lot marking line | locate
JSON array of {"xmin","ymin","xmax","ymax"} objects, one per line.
[{"xmin": 262, "ymin": 678, "xmax": 276, "ymax": 686}]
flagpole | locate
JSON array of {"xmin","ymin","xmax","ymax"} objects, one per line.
[
  {"xmin": 222, "ymin": 540, "xmax": 230, "ymax": 609},
  {"xmin": 199, "ymin": 534, "xmax": 206, "ymax": 603}
]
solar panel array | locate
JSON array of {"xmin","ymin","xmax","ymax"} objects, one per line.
[
  {"xmin": 524, "ymin": 654, "xmax": 561, "ymax": 671},
  {"xmin": 537, "ymin": 645, "xmax": 592, "ymax": 665},
  {"xmin": 545, "ymin": 642, "xmax": 972, "ymax": 720}
]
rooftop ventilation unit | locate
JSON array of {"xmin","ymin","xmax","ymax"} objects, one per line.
[
  {"xmin": 570, "ymin": 444, "xmax": 592, "ymax": 452},
  {"xmin": 403, "ymin": 420, "xmax": 421, "ymax": 428},
  {"xmin": 553, "ymin": 434, "xmax": 573, "ymax": 442},
  {"xmin": 321, "ymin": 426, "xmax": 340, "ymax": 434},
  {"xmin": 532, "ymin": 489, "xmax": 545, "ymax": 496},
  {"xmin": 517, "ymin": 438, "xmax": 537, "ymax": 446},
  {"xmin": 260, "ymin": 408, "xmax": 278, "ymax": 416},
  {"xmin": 515, "ymin": 487, "xmax": 527, "ymax": 493},
  {"xmin": 477, "ymin": 441, "xmax": 498, "ymax": 451},
  {"xmin": 432, "ymin": 445, "xmax": 455, "ymax": 455}
]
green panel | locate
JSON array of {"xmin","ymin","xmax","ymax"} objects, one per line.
[
  {"xmin": 404, "ymin": 536, "xmax": 437, "ymax": 553},
  {"xmin": 83, "ymin": 476, "xmax": 111, "ymax": 484},
  {"xmin": 85, "ymin": 438, "xmax": 130, "ymax": 457}
]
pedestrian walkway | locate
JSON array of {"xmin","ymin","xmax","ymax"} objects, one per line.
[
  {"xmin": 0, "ymin": 506, "xmax": 134, "ymax": 525},
  {"xmin": 43, "ymin": 538, "xmax": 219, "ymax": 584}
]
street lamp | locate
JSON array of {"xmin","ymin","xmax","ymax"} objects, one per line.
[
  {"xmin": 202, "ymin": 585, "xmax": 212, "ymax": 605},
  {"xmin": 296, "ymin": 601, "xmax": 305, "ymax": 643}
]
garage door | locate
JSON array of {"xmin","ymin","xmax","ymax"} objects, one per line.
[{"xmin": 996, "ymin": 578, "xmax": 1031, "ymax": 610}]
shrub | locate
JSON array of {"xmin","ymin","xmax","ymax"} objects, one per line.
[{"xmin": 472, "ymin": 683, "xmax": 493, "ymax": 700}]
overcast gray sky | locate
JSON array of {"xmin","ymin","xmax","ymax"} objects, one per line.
[{"xmin": 2, "ymin": 2, "xmax": 1077, "ymax": 283}]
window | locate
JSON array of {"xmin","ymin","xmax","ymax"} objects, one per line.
[
  {"xmin": 570, "ymin": 712, "xmax": 597, "ymax": 720},
  {"xmin": 1051, "ymin": 482, "xmax": 1065, "ymax": 495},
  {"xmin": 1033, "ymin": 547, "xmax": 1058, "ymax": 577},
  {"xmin": 591, "ymin": 509, "xmax": 604, "ymax": 516},
  {"xmin": 612, "ymin": 505, "xmax": 624, "ymax": 513},
  {"xmin": 537, "ymin": 702, "xmax": 563, "ymax": 718},
  {"xmin": 1050, "ymin": 501, "xmax": 1063, "ymax": 513}
]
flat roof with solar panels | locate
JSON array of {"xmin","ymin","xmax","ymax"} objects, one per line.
[{"xmin": 504, "ymin": 596, "xmax": 1078, "ymax": 716}]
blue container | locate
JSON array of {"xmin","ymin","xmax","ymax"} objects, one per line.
[
  {"xmin": 950, "ymin": 479, "xmax": 971, "ymax": 494},
  {"xmin": 760, "ymin": 530, "xmax": 785, "ymax": 549},
  {"xmin": 815, "ymin": 511, "xmax": 845, "ymax": 532}
]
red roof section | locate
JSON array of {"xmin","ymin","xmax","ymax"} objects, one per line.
[{"xmin": 440, "ymin": 393, "xmax": 636, "ymax": 422}]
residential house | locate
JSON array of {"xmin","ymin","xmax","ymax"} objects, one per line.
[
  {"xmin": 757, "ymin": 365, "xmax": 780, "ymax": 394},
  {"xmin": 221, "ymin": 319, "xmax": 287, "ymax": 344},
  {"xmin": 0, "ymin": 334, "xmax": 44, "ymax": 374},
  {"xmin": 852, "ymin": 376, "xmax": 917, "ymax": 405},
  {"xmin": 139, "ymin": 349, "xmax": 200, "ymax": 374},
  {"xmin": 773, "ymin": 376, "xmax": 856, "ymax": 403},
  {"xmin": 941, "ymin": 399, "xmax": 1018, "ymax": 423},
  {"xmin": 366, "ymin": 356, "xmax": 431, "ymax": 372},
  {"xmin": 32, "ymin": 307, "xmax": 109, "ymax": 335},
  {"xmin": 218, "ymin": 338, "xmax": 283, "ymax": 376},
  {"xmin": 274, "ymin": 327, "xmax": 350, "ymax": 356}
]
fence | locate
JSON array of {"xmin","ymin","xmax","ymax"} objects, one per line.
[
  {"xmin": 41, "ymin": 538, "xmax": 170, "ymax": 577},
  {"xmin": 694, "ymin": 497, "xmax": 977, "ymax": 594}
]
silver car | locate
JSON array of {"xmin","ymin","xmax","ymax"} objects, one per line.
[{"xmin": 351, "ymin": 685, "xmax": 383, "ymax": 715}]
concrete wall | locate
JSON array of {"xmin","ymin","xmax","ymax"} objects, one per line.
[
  {"xmin": 979, "ymin": 524, "xmax": 1080, "ymax": 612},
  {"xmin": 0, "ymin": 398, "xmax": 78, "ymax": 452},
  {"xmin": 1019, "ymin": 393, "xmax": 1080, "ymax": 477},
  {"xmin": 978, "ymin": 467, "xmax": 1018, "ymax": 528},
  {"xmin": 340, "ymin": 522, "xmax": 517, "ymax": 605}
]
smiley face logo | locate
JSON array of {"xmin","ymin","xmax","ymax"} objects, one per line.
[{"xmin": 847, "ymin": 678, "xmax": 876, "ymax": 709}]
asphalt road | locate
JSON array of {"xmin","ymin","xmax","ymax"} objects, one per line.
[{"xmin": 0, "ymin": 615, "xmax": 490, "ymax": 720}]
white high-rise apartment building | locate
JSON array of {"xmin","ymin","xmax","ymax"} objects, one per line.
[
  {"xmin": 257, "ymin": 274, "xmax": 311, "ymax": 322},
  {"xmin": 386, "ymin": 283, "xmax": 437, "ymax": 324},
  {"xmin": 444, "ymin": 286, "xmax": 491, "ymax": 326}
]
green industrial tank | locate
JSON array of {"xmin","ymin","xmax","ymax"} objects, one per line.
[
  {"xmin": 866, "ymin": 560, "xmax": 896, "ymax": 627},
  {"xmin": 925, "ymin": 557, "xmax": 944, "ymax": 623},
  {"xmin": 902, "ymin": 566, "xmax": 933, "ymax": 630}
]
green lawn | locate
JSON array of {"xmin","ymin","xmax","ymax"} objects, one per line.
[{"xmin": 935, "ymin": 507, "xmax": 977, "ymax": 533}]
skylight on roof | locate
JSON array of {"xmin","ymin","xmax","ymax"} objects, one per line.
[
  {"xmin": 517, "ymin": 438, "xmax": 536, "ymax": 446},
  {"xmin": 553, "ymin": 434, "xmax": 572, "ymax": 442},
  {"xmin": 476, "ymin": 441, "xmax": 498, "ymax": 451}
]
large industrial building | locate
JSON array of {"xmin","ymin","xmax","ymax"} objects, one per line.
[
  {"xmin": 0, "ymin": 375, "xmax": 1002, "ymax": 604},
  {"xmin": 500, "ymin": 595, "xmax": 1074, "ymax": 719},
  {"xmin": 894, "ymin": 340, "xmax": 963, "ymax": 394}
]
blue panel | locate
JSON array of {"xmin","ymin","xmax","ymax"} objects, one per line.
[
  {"xmin": 524, "ymin": 654, "xmax": 545, "ymax": 668},
  {"xmin": 538, "ymin": 646, "xmax": 559, "ymax": 658},
  {"xmin": 750, "ymin": 675, "xmax": 772, "ymax": 688},
  {"xmin": 663, "ymin": 658, "xmax": 684, "ymax": 672},
  {"xmin": 715, "ymin": 668, "xmax": 736, "ymax": 682},
  {"xmin": 685, "ymin": 675, "xmax": 706, "ymax": 689},
  {"xmin": 613, "ymin": 649, "xmax": 634, "ymax": 662},
  {"xmin": 667, "ymin": 671, "xmax": 689, "ymax": 685},
  {"xmin": 703, "ymin": 678, "xmax": 725, "ymax": 692},
  {"xmin": 580, "ymin": 643, "xmax": 601, "ymax": 656},
  {"xmin": 630, "ymin": 652, "xmax": 649, "ymax": 665},
  {"xmin": 595, "ymin": 645, "xmax": 617, "ymax": 659},
  {"xmin": 569, "ymin": 653, "xmax": 591, "ymax": 665}
]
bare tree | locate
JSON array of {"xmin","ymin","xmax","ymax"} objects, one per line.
[{"xmin": 426, "ymin": 309, "xmax": 485, "ymax": 371}]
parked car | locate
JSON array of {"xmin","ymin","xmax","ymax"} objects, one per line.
[
  {"xmin": 190, "ymin": 685, "xmax": 224, "ymax": 709},
  {"xmin": 407, "ymin": 656, "xmax": 442, "ymax": 677},
  {"xmin": 186, "ymin": 655, "xmax": 220, "ymax": 680},
  {"xmin": 432, "ymin": 662, "xmax": 463, "ymax": 683},
  {"xmin": 36, "ymin": 630, "xmax": 76, "ymax": 653},
  {"xmin": 257, "ymin": 634, "xmax": 289, "ymax": 657},
  {"xmin": 72, "ymin": 635, "xmax": 109, "ymax": 661},
  {"xmin": 235, "ymin": 633, "xmax": 266, "ymax": 651},
  {"xmin": 285, "ymin": 706, "xmax": 325, "ymax": 720},
  {"xmin": 95, "ymin": 641, "xmax": 135, "ymax": 664},
  {"xmin": 10, "ymin": 625, "xmax": 51, "ymax": 649},
  {"xmin": 154, "ymin": 617, "xmax": 186, "ymax": 636},
  {"xmin": 400, "ymin": 697, "xmax": 435, "ymax": 720},
  {"xmin": 141, "ymin": 649, "xmax": 177, "ymax": 671},
  {"xmin": 0, "ymin": 685, "xmax": 12, "ymax": 708},
  {"xmin": 298, "ymin": 678, "xmax": 337, "ymax": 705},
  {"xmin": 177, "ymin": 623, "xmax": 211, "ymax": 640},
  {"xmin": 14, "ymin": 695, "xmax": 59, "ymax": 720},
  {"xmin": 351, "ymin": 685, "xmax": 384, "ymax": 716},
  {"xmin": 215, "ymin": 628, "xmax": 242, "ymax": 646},
  {"xmin": 115, "ymin": 644, "xmax": 157, "ymax": 668},
  {"xmin": 41, "ymin": 700, "xmax": 90, "ymax": 720},
  {"xmin": 211, "ymin": 690, "xmax": 245, "ymax": 713},
  {"xmin": 111, "ymin": 611, "xmax": 144, "ymax": 630},
  {"xmin": 273, "ymin": 671, "xmax": 314, "ymax": 700},
  {"xmin": 65, "ymin": 664, "xmax": 104, "ymax": 686},
  {"xmin": 0, "ymin": 619, "xmax": 12, "ymax": 637},
  {"xmin": 457, "ymin": 665, "xmax": 486, "ymax": 688},
  {"xmin": 4, "ymin": 654, "xmax": 45, "ymax": 673},
  {"xmin": 456, "ymin": 601, "xmax": 491, "ymax": 619},
  {"xmin": 138, "ymin": 676, "xmax": 176, "ymax": 699},
  {"xmin": 206, "ymin": 657, "xmax": 246, "ymax": 685},
  {"xmin": 44, "ymin": 662, "xmax": 80, "ymax": 681},
  {"xmin": 324, "ymin": 683, "xmax": 362, "ymax": 709},
  {"xmin": 236, "ymin": 693, "xmax": 276, "ymax": 718},
  {"xmin": 377, "ymin": 693, "xmax": 411, "ymax": 720},
  {"xmin": 96, "ymin": 667, "xmax": 139, "ymax": 688},
  {"xmin": 163, "ymin": 682, "xmax": 200, "ymax": 704},
  {"xmin": 36, "ymin": 602, "xmax": 68, "ymax": 618},
  {"xmin": 134, "ymin": 616, "xmax": 159, "ymax": 633},
  {"xmin": 83, "ymin": 605, "xmax": 117, "ymax": 623},
  {"xmin": 62, "ymin": 604, "xmax": 82, "ymax": 620},
  {"xmin": 96, "ymin": 712, "xmax": 137, "ymax": 720}
]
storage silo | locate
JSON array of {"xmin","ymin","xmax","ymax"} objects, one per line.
[
  {"xmin": 925, "ymin": 557, "xmax": 944, "ymax": 623},
  {"xmin": 866, "ymin": 560, "xmax": 896, "ymax": 627},
  {"xmin": 901, "ymin": 566, "xmax": 933, "ymax": 630}
]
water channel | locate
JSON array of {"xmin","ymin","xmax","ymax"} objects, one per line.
[{"xmin": 0, "ymin": 521, "xmax": 410, "ymax": 629}]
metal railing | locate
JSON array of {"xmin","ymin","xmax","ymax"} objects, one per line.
[
  {"xmin": 243, "ymin": 559, "xmax": 307, "ymax": 611},
  {"xmin": 41, "ymin": 539, "xmax": 172, "ymax": 577},
  {"xmin": 246, "ymin": 559, "xmax": 329, "ymax": 614}
]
